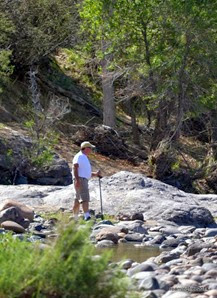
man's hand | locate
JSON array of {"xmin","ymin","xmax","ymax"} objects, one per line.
[{"xmin": 97, "ymin": 170, "xmax": 102, "ymax": 178}]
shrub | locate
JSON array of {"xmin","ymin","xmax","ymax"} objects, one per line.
[
  {"xmin": 0, "ymin": 0, "xmax": 79, "ymax": 68},
  {"xmin": 0, "ymin": 223, "xmax": 129, "ymax": 297}
]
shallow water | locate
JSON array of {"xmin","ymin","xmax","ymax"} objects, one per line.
[{"xmin": 96, "ymin": 243, "xmax": 160, "ymax": 263}]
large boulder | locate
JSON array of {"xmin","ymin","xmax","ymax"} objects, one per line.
[
  {"xmin": 161, "ymin": 205, "xmax": 215, "ymax": 227},
  {"xmin": 24, "ymin": 155, "xmax": 72, "ymax": 185},
  {"xmin": 0, "ymin": 126, "xmax": 72, "ymax": 185},
  {"xmin": 0, "ymin": 171, "xmax": 216, "ymax": 227}
]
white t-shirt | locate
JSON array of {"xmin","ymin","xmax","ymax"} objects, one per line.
[{"xmin": 73, "ymin": 151, "xmax": 92, "ymax": 179}]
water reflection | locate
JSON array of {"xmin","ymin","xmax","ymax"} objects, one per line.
[{"xmin": 96, "ymin": 243, "xmax": 160, "ymax": 263}]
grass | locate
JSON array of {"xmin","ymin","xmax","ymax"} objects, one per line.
[{"xmin": 0, "ymin": 221, "xmax": 131, "ymax": 298}]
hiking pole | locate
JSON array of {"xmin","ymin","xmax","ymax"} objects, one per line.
[{"xmin": 98, "ymin": 176, "xmax": 104, "ymax": 220}]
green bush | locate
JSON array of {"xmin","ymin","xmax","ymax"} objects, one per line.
[
  {"xmin": 0, "ymin": 223, "xmax": 129, "ymax": 298},
  {"xmin": 0, "ymin": 0, "xmax": 79, "ymax": 67}
]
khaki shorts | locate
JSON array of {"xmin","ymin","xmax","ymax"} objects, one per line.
[{"xmin": 74, "ymin": 177, "xmax": 90, "ymax": 202}]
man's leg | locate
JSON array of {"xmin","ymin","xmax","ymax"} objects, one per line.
[
  {"xmin": 73, "ymin": 199, "xmax": 80, "ymax": 220},
  {"xmin": 82, "ymin": 201, "xmax": 91, "ymax": 220},
  {"xmin": 79, "ymin": 178, "xmax": 91, "ymax": 220}
]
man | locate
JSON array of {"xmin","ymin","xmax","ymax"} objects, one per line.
[{"xmin": 72, "ymin": 141, "xmax": 101, "ymax": 221}]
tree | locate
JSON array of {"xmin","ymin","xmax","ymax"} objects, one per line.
[
  {"xmin": 0, "ymin": 0, "xmax": 79, "ymax": 69},
  {"xmin": 80, "ymin": 0, "xmax": 217, "ymax": 150},
  {"xmin": 0, "ymin": 11, "xmax": 14, "ymax": 91},
  {"xmin": 79, "ymin": 0, "xmax": 121, "ymax": 128}
]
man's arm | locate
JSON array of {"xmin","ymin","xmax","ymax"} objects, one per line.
[
  {"xmin": 73, "ymin": 163, "xmax": 80, "ymax": 189},
  {"xmin": 92, "ymin": 170, "xmax": 102, "ymax": 178}
]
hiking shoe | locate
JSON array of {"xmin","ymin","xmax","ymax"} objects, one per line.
[{"xmin": 84, "ymin": 216, "xmax": 91, "ymax": 221}]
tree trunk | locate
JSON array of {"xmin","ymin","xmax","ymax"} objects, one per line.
[
  {"xmin": 208, "ymin": 110, "xmax": 217, "ymax": 161},
  {"xmin": 142, "ymin": 22, "xmax": 168, "ymax": 150},
  {"xmin": 101, "ymin": 41, "xmax": 116, "ymax": 128},
  {"xmin": 127, "ymin": 97, "xmax": 140, "ymax": 145},
  {"xmin": 172, "ymin": 34, "xmax": 191, "ymax": 141},
  {"xmin": 150, "ymin": 100, "xmax": 169, "ymax": 150}
]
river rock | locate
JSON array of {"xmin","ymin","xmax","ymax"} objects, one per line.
[
  {"xmin": 95, "ymin": 240, "xmax": 116, "ymax": 248},
  {"xmin": 155, "ymin": 252, "xmax": 180, "ymax": 264},
  {"xmin": 204, "ymin": 228, "xmax": 217, "ymax": 237},
  {"xmin": 138, "ymin": 276, "xmax": 160, "ymax": 290},
  {"xmin": 162, "ymin": 291, "xmax": 190, "ymax": 298},
  {"xmin": 125, "ymin": 221, "xmax": 147, "ymax": 234},
  {"xmin": 161, "ymin": 205, "xmax": 215, "ymax": 227},
  {"xmin": 127, "ymin": 262, "xmax": 155, "ymax": 277},
  {"xmin": 0, "ymin": 207, "xmax": 24, "ymax": 224},
  {"xmin": 120, "ymin": 259, "xmax": 134, "ymax": 270},
  {"xmin": 1, "ymin": 220, "xmax": 25, "ymax": 233},
  {"xmin": 185, "ymin": 242, "xmax": 210, "ymax": 256},
  {"xmin": 160, "ymin": 238, "xmax": 182, "ymax": 249},
  {"xmin": 124, "ymin": 233, "xmax": 145, "ymax": 242},
  {"xmin": 205, "ymin": 290, "xmax": 217, "ymax": 296},
  {"xmin": 0, "ymin": 199, "xmax": 34, "ymax": 221},
  {"xmin": 95, "ymin": 229, "xmax": 119, "ymax": 244},
  {"xmin": 131, "ymin": 212, "xmax": 144, "ymax": 221}
]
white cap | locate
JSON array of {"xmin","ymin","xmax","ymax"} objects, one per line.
[{"xmin": 80, "ymin": 141, "xmax": 95, "ymax": 149}]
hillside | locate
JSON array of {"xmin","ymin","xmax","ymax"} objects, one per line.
[{"xmin": 0, "ymin": 52, "xmax": 216, "ymax": 194}]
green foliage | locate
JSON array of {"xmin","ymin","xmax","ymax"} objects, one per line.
[
  {"xmin": 24, "ymin": 119, "xmax": 58, "ymax": 167},
  {"xmin": 0, "ymin": 0, "xmax": 79, "ymax": 67},
  {"xmin": 171, "ymin": 160, "xmax": 181, "ymax": 172},
  {"xmin": 0, "ymin": 11, "xmax": 14, "ymax": 92},
  {"xmin": 79, "ymin": 0, "xmax": 217, "ymax": 146},
  {"xmin": 0, "ymin": 223, "xmax": 129, "ymax": 297}
]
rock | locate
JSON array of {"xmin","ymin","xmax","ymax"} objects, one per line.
[
  {"xmin": 160, "ymin": 238, "xmax": 181, "ymax": 249},
  {"xmin": 139, "ymin": 277, "xmax": 160, "ymax": 290},
  {"xmin": 0, "ymin": 171, "xmax": 217, "ymax": 222},
  {"xmin": 178, "ymin": 226, "xmax": 196, "ymax": 234},
  {"xmin": 95, "ymin": 229, "xmax": 119, "ymax": 244},
  {"xmin": 0, "ymin": 199, "xmax": 34, "ymax": 221},
  {"xmin": 28, "ymin": 235, "xmax": 44, "ymax": 242},
  {"xmin": 204, "ymin": 269, "xmax": 217, "ymax": 278},
  {"xmin": 0, "ymin": 129, "xmax": 72, "ymax": 186},
  {"xmin": 131, "ymin": 272, "xmax": 155, "ymax": 280},
  {"xmin": 161, "ymin": 205, "xmax": 215, "ymax": 227},
  {"xmin": 1, "ymin": 221, "xmax": 25, "ymax": 233},
  {"xmin": 141, "ymin": 291, "xmax": 158, "ymax": 298},
  {"xmin": 126, "ymin": 221, "xmax": 147, "ymax": 234},
  {"xmin": 185, "ymin": 242, "xmax": 210, "ymax": 256},
  {"xmin": 204, "ymin": 228, "xmax": 217, "ymax": 237},
  {"xmin": 127, "ymin": 262, "xmax": 155, "ymax": 277},
  {"xmin": 0, "ymin": 207, "xmax": 24, "ymax": 224},
  {"xmin": 124, "ymin": 233, "xmax": 145, "ymax": 242},
  {"xmin": 95, "ymin": 240, "xmax": 116, "ymax": 248},
  {"xmin": 202, "ymin": 263, "xmax": 217, "ymax": 272},
  {"xmin": 205, "ymin": 290, "xmax": 217, "ymax": 296},
  {"xmin": 206, "ymin": 283, "xmax": 217, "ymax": 290},
  {"xmin": 25, "ymin": 156, "xmax": 72, "ymax": 186},
  {"xmin": 120, "ymin": 259, "xmax": 134, "ymax": 270},
  {"xmin": 95, "ymin": 220, "xmax": 114, "ymax": 226},
  {"xmin": 162, "ymin": 291, "xmax": 190, "ymax": 298},
  {"xmin": 144, "ymin": 235, "xmax": 166, "ymax": 246},
  {"xmin": 131, "ymin": 213, "xmax": 144, "ymax": 221},
  {"xmin": 155, "ymin": 252, "xmax": 180, "ymax": 264},
  {"xmin": 160, "ymin": 226, "xmax": 180, "ymax": 235}
]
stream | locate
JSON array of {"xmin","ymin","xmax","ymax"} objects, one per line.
[{"xmin": 96, "ymin": 242, "xmax": 160, "ymax": 263}]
